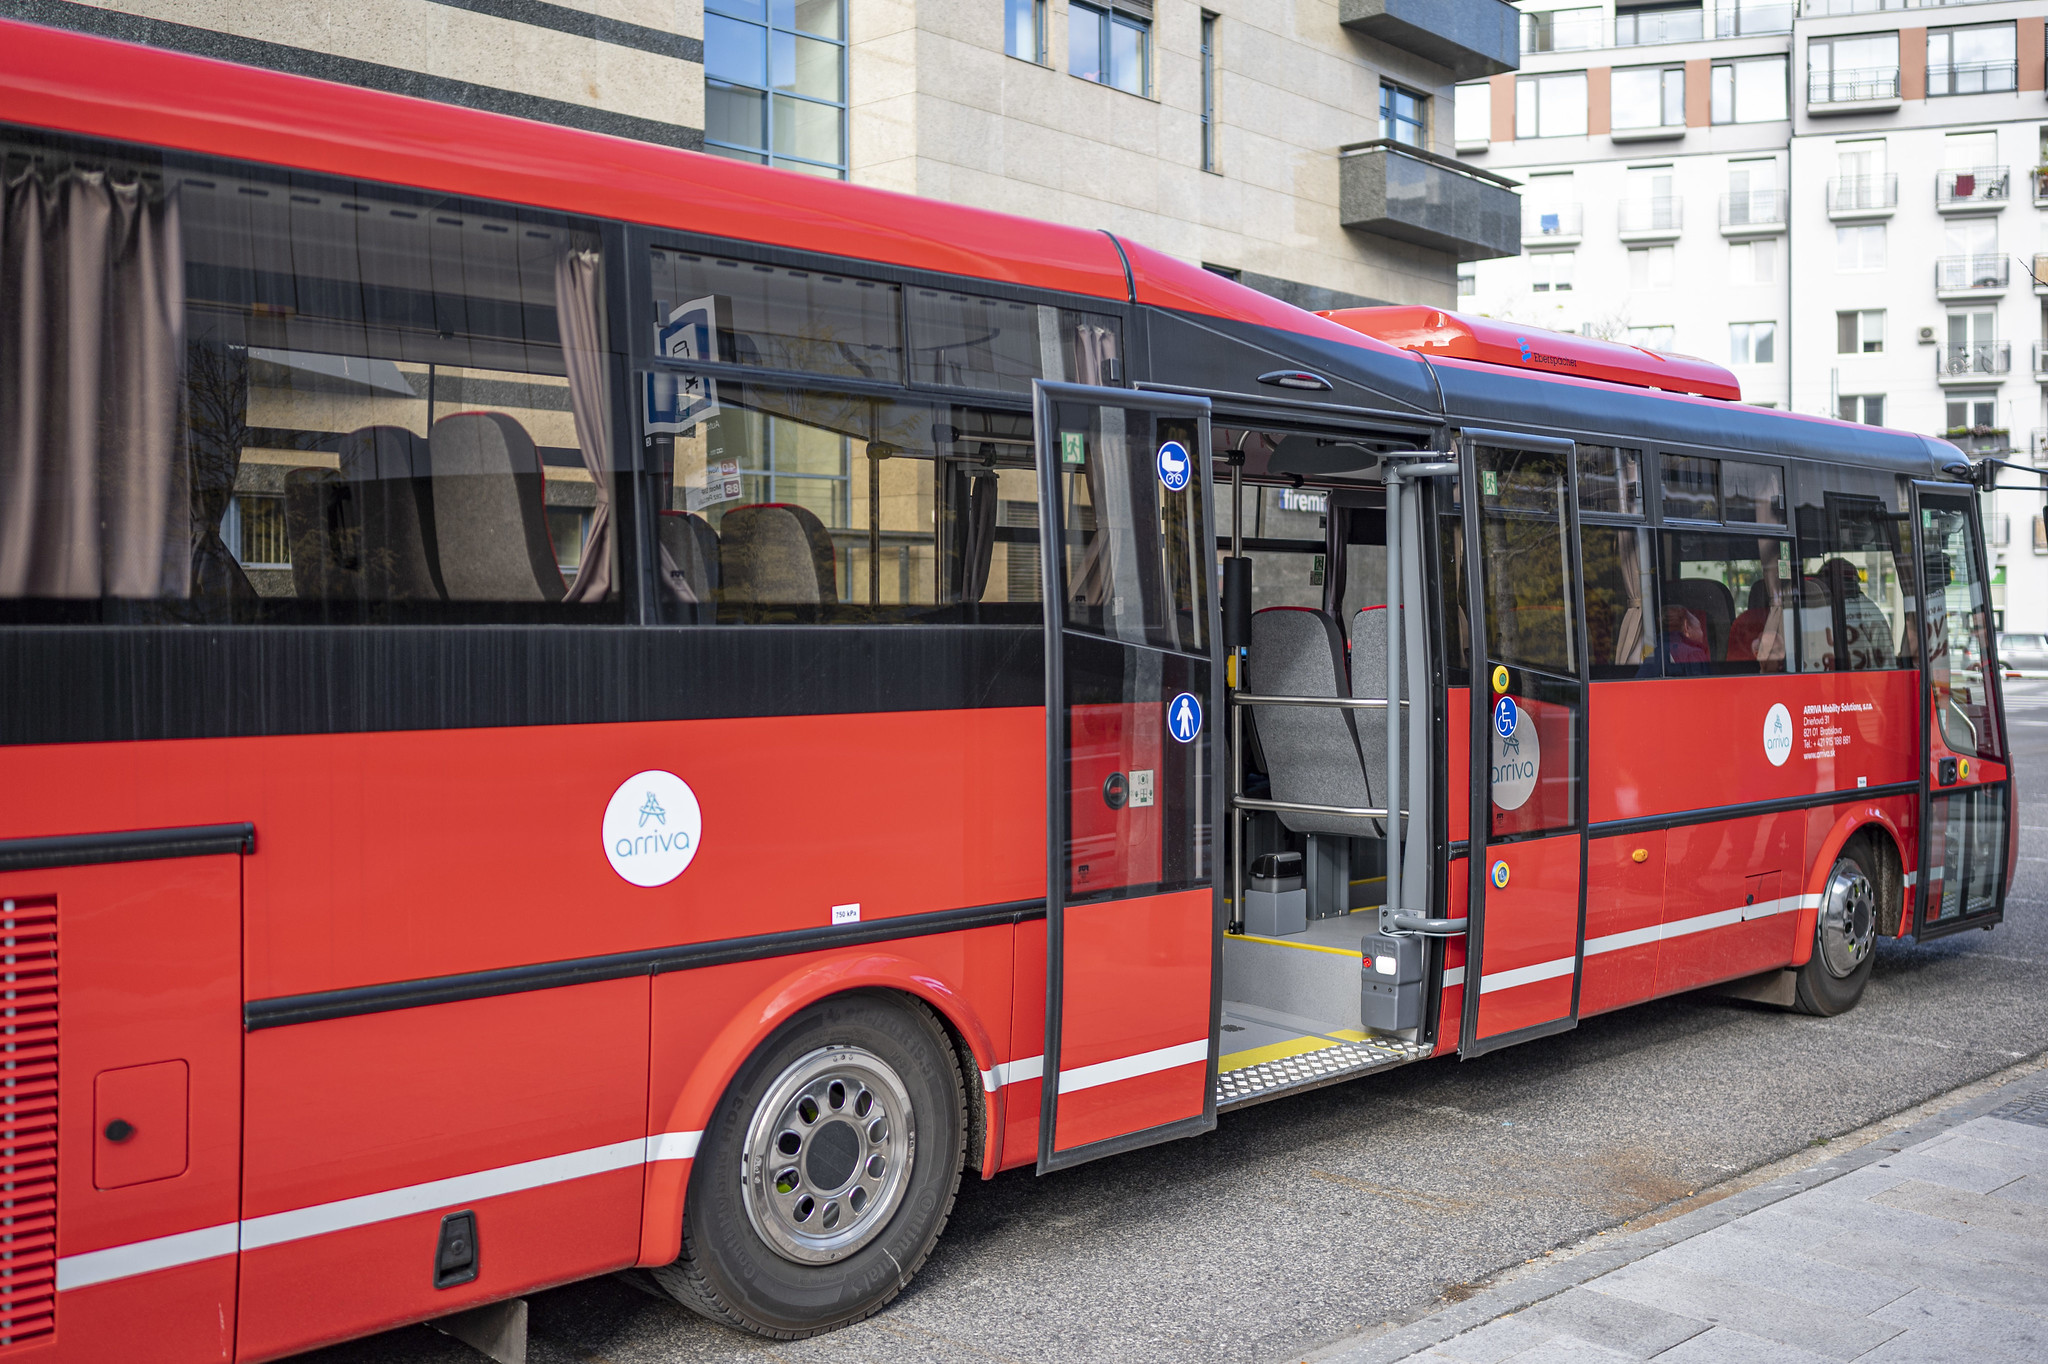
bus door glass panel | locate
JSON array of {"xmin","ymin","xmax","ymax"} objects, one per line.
[
  {"xmin": 1035, "ymin": 384, "xmax": 1219, "ymax": 1172},
  {"xmin": 1463, "ymin": 442, "xmax": 1587, "ymax": 1054},
  {"xmin": 10, "ymin": 855, "xmax": 243, "ymax": 1361},
  {"xmin": 1916, "ymin": 488, "xmax": 2008, "ymax": 934}
]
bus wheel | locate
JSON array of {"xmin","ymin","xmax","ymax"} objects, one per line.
[
  {"xmin": 1793, "ymin": 843, "xmax": 1879, "ymax": 1016},
  {"xmin": 653, "ymin": 992, "xmax": 966, "ymax": 1338}
]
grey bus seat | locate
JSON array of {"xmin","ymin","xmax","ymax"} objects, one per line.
[
  {"xmin": 1662, "ymin": 577, "xmax": 1734, "ymax": 660},
  {"xmin": 657, "ymin": 509, "xmax": 721, "ymax": 604},
  {"xmin": 336, "ymin": 425, "xmax": 441, "ymax": 601},
  {"xmin": 719, "ymin": 503, "xmax": 837, "ymax": 611},
  {"xmin": 428, "ymin": 412, "xmax": 566, "ymax": 602},
  {"xmin": 1248, "ymin": 606, "xmax": 1380, "ymax": 837},
  {"xmin": 1350, "ymin": 605, "xmax": 1392, "ymax": 806}
]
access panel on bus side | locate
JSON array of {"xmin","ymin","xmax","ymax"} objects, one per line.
[
  {"xmin": 1459, "ymin": 437, "xmax": 1589, "ymax": 1057},
  {"xmin": 1912, "ymin": 484, "xmax": 2011, "ymax": 939},
  {"xmin": 14, "ymin": 851, "xmax": 244, "ymax": 1364},
  {"xmin": 1035, "ymin": 383, "xmax": 1221, "ymax": 1172}
]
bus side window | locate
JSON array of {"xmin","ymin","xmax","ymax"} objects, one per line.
[
  {"xmin": 0, "ymin": 135, "xmax": 623, "ymax": 624},
  {"xmin": 1576, "ymin": 444, "xmax": 1656, "ymax": 679},
  {"xmin": 1656, "ymin": 530, "xmax": 1794, "ymax": 675},
  {"xmin": 1790, "ymin": 466, "xmax": 1913, "ymax": 674}
]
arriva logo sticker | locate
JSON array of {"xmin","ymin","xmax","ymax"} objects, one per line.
[
  {"xmin": 603, "ymin": 770, "xmax": 703, "ymax": 887},
  {"xmin": 1763, "ymin": 703, "xmax": 1793, "ymax": 768}
]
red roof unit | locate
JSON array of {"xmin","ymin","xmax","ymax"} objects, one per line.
[{"xmin": 1318, "ymin": 306, "xmax": 1743, "ymax": 402}]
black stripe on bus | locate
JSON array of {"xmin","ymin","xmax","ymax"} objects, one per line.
[
  {"xmin": 243, "ymin": 897, "xmax": 1049, "ymax": 1031},
  {"xmin": 1588, "ymin": 782, "xmax": 1920, "ymax": 841},
  {"xmin": 0, "ymin": 822, "xmax": 254, "ymax": 872}
]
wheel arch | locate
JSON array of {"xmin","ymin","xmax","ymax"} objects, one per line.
[
  {"xmin": 1792, "ymin": 807, "xmax": 1906, "ymax": 967},
  {"xmin": 637, "ymin": 951, "xmax": 999, "ymax": 1267}
]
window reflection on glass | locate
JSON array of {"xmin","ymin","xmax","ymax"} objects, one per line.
[
  {"xmin": 1071, "ymin": 3, "xmax": 1149, "ymax": 95},
  {"xmin": 1583, "ymin": 526, "xmax": 1656, "ymax": 678},
  {"xmin": 1576, "ymin": 445, "xmax": 1643, "ymax": 515},
  {"xmin": 1005, "ymin": 0, "xmax": 1045, "ymax": 62},
  {"xmin": 1476, "ymin": 447, "xmax": 1574, "ymax": 676},
  {"xmin": 1662, "ymin": 454, "xmax": 1721, "ymax": 521},
  {"xmin": 1926, "ymin": 784, "xmax": 2006, "ymax": 924},
  {"xmin": 1661, "ymin": 531, "xmax": 1792, "ymax": 675},
  {"xmin": 1380, "ymin": 82, "xmax": 1427, "ymax": 146},
  {"xmin": 1921, "ymin": 495, "xmax": 2001, "ymax": 758}
]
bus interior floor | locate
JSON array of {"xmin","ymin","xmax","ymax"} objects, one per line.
[{"xmin": 1217, "ymin": 998, "xmax": 1430, "ymax": 1111}]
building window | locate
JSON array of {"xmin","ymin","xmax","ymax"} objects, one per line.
[
  {"xmin": 1838, "ymin": 394, "xmax": 1885, "ymax": 425},
  {"xmin": 1836, "ymin": 223, "xmax": 1886, "ymax": 272},
  {"xmin": 1455, "ymin": 81, "xmax": 1491, "ymax": 148},
  {"xmin": 1381, "ymin": 81, "xmax": 1427, "ymax": 148},
  {"xmin": 1628, "ymin": 245, "xmax": 1674, "ymax": 289},
  {"xmin": 1711, "ymin": 56, "xmax": 1788, "ymax": 124},
  {"xmin": 1928, "ymin": 23, "xmax": 2018, "ymax": 97},
  {"xmin": 1006, "ymin": 0, "xmax": 1047, "ymax": 63},
  {"xmin": 1612, "ymin": 65, "xmax": 1684, "ymax": 131},
  {"xmin": 704, "ymin": 0, "xmax": 848, "ymax": 177},
  {"xmin": 1071, "ymin": 2, "xmax": 1150, "ymax": 96},
  {"xmin": 1946, "ymin": 393, "xmax": 1998, "ymax": 432},
  {"xmin": 1515, "ymin": 72, "xmax": 1589, "ymax": 139},
  {"xmin": 1530, "ymin": 251, "xmax": 1575, "ymax": 293},
  {"xmin": 1628, "ymin": 324, "xmax": 1675, "ymax": 350},
  {"xmin": 1458, "ymin": 268, "xmax": 1477, "ymax": 296},
  {"xmin": 1731, "ymin": 238, "xmax": 1777, "ymax": 285},
  {"xmin": 1837, "ymin": 309, "xmax": 1885, "ymax": 353},
  {"xmin": 1729, "ymin": 321, "xmax": 1777, "ymax": 365},
  {"xmin": 1807, "ymin": 32, "xmax": 1899, "ymax": 105},
  {"xmin": 1201, "ymin": 12, "xmax": 1219, "ymax": 170}
]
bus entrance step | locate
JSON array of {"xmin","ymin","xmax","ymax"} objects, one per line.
[{"xmin": 1215, "ymin": 1032, "xmax": 1429, "ymax": 1111}]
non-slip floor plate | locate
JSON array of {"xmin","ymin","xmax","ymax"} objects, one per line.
[{"xmin": 1215, "ymin": 1023, "xmax": 1428, "ymax": 1111}]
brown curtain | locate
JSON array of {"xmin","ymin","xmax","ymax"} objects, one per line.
[
  {"xmin": 0, "ymin": 164, "xmax": 189, "ymax": 599},
  {"xmin": 555, "ymin": 245, "xmax": 614, "ymax": 603}
]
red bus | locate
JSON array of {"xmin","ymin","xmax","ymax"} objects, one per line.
[{"xmin": 0, "ymin": 19, "xmax": 2013, "ymax": 1360}]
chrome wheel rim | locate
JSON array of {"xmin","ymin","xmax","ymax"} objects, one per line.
[
  {"xmin": 1817, "ymin": 861, "xmax": 1876, "ymax": 979},
  {"xmin": 740, "ymin": 1045, "xmax": 915, "ymax": 1265}
]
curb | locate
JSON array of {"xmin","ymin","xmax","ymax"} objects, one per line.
[{"xmin": 1301, "ymin": 1062, "xmax": 2048, "ymax": 1364}]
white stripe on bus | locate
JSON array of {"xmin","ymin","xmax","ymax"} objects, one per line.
[
  {"xmin": 55, "ymin": 1130, "xmax": 705, "ymax": 1292},
  {"xmin": 980, "ymin": 1055, "xmax": 1044, "ymax": 1092},
  {"xmin": 1477, "ymin": 956, "xmax": 1577, "ymax": 994},
  {"xmin": 1057, "ymin": 1039, "xmax": 1210, "ymax": 1094}
]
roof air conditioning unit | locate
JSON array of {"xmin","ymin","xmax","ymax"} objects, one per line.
[{"xmin": 1918, "ymin": 326, "xmax": 1937, "ymax": 344}]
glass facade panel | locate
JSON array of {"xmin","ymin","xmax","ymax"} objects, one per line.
[{"xmin": 705, "ymin": 0, "xmax": 846, "ymax": 176}]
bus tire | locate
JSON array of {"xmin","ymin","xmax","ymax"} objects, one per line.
[
  {"xmin": 653, "ymin": 991, "xmax": 966, "ymax": 1338},
  {"xmin": 1793, "ymin": 840, "xmax": 1879, "ymax": 1016}
]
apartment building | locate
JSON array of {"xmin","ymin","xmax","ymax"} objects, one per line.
[
  {"xmin": 5, "ymin": 0, "xmax": 1524, "ymax": 310},
  {"xmin": 1460, "ymin": 0, "xmax": 2048, "ymax": 630}
]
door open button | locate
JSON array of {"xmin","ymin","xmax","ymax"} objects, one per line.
[{"xmin": 94, "ymin": 1060, "xmax": 188, "ymax": 1189}]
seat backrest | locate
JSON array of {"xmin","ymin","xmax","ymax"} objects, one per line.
[
  {"xmin": 1349, "ymin": 606, "xmax": 1393, "ymax": 798},
  {"xmin": 1663, "ymin": 577, "xmax": 1734, "ymax": 660},
  {"xmin": 337, "ymin": 425, "xmax": 441, "ymax": 601},
  {"xmin": 718, "ymin": 503, "xmax": 837, "ymax": 611},
  {"xmin": 283, "ymin": 467, "xmax": 360, "ymax": 599},
  {"xmin": 657, "ymin": 510, "xmax": 721, "ymax": 604},
  {"xmin": 427, "ymin": 412, "xmax": 565, "ymax": 602},
  {"xmin": 1248, "ymin": 606, "xmax": 1378, "ymax": 837}
]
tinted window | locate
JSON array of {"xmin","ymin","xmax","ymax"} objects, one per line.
[
  {"xmin": 1660, "ymin": 531, "xmax": 1793, "ymax": 675},
  {"xmin": 1921, "ymin": 491, "xmax": 2001, "ymax": 758},
  {"xmin": 1661, "ymin": 453, "xmax": 1720, "ymax": 520},
  {"xmin": 905, "ymin": 287, "xmax": 1122, "ymax": 393},
  {"xmin": 1584, "ymin": 526, "xmax": 1657, "ymax": 678},
  {"xmin": 1577, "ymin": 445, "xmax": 1644, "ymax": 515},
  {"xmin": 1722, "ymin": 460, "xmax": 1786, "ymax": 525},
  {"xmin": 1792, "ymin": 467, "xmax": 1913, "ymax": 673},
  {"xmin": 1477, "ymin": 446, "xmax": 1574, "ymax": 675},
  {"xmin": 649, "ymin": 248, "xmax": 902, "ymax": 380},
  {"xmin": 0, "ymin": 134, "xmax": 620, "ymax": 624}
]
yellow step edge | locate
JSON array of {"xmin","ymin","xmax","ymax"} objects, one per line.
[
  {"xmin": 1218, "ymin": 1034, "xmax": 1343, "ymax": 1074},
  {"xmin": 1225, "ymin": 931, "xmax": 1362, "ymax": 959}
]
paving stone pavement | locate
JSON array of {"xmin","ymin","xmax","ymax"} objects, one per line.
[{"xmin": 1315, "ymin": 1075, "xmax": 2048, "ymax": 1364}]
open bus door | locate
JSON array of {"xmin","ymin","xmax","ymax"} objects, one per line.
[
  {"xmin": 1457, "ymin": 432, "xmax": 1591, "ymax": 1058},
  {"xmin": 1032, "ymin": 382, "xmax": 1222, "ymax": 1172},
  {"xmin": 1909, "ymin": 483, "xmax": 2012, "ymax": 939}
]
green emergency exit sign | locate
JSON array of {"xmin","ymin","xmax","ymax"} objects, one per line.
[{"xmin": 1060, "ymin": 431, "xmax": 1086, "ymax": 465}]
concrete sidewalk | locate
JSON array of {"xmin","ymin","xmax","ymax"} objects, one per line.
[{"xmin": 1311, "ymin": 1071, "xmax": 2048, "ymax": 1364}]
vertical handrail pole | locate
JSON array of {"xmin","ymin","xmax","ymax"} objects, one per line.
[
  {"xmin": 1232, "ymin": 695, "xmax": 1245, "ymax": 933},
  {"xmin": 1384, "ymin": 465, "xmax": 1404, "ymax": 925}
]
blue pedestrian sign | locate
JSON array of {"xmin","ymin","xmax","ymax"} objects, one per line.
[
  {"xmin": 1156, "ymin": 440, "xmax": 1192, "ymax": 492},
  {"xmin": 1493, "ymin": 695, "xmax": 1518, "ymax": 739},
  {"xmin": 1168, "ymin": 692, "xmax": 1203, "ymax": 743}
]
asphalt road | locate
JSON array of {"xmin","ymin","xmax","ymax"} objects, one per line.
[{"xmin": 302, "ymin": 683, "xmax": 2048, "ymax": 1364}]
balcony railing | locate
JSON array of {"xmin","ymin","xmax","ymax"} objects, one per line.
[
  {"xmin": 1524, "ymin": 204, "xmax": 1584, "ymax": 239},
  {"xmin": 1806, "ymin": 0, "xmax": 2037, "ymax": 13},
  {"xmin": 1938, "ymin": 166, "xmax": 2010, "ymax": 209},
  {"xmin": 1936, "ymin": 255, "xmax": 2009, "ymax": 291},
  {"xmin": 1808, "ymin": 67, "xmax": 1901, "ymax": 104},
  {"xmin": 2032, "ymin": 428, "xmax": 2048, "ymax": 462},
  {"xmin": 1928, "ymin": 61, "xmax": 2019, "ymax": 97},
  {"xmin": 2034, "ymin": 342, "xmax": 2048, "ymax": 376},
  {"xmin": 1618, "ymin": 197, "xmax": 1683, "ymax": 233},
  {"xmin": 1828, "ymin": 174, "xmax": 1899, "ymax": 213},
  {"xmin": 1720, "ymin": 189, "xmax": 1786, "ymax": 228},
  {"xmin": 1523, "ymin": 4, "xmax": 1792, "ymax": 50},
  {"xmin": 1938, "ymin": 342, "xmax": 2011, "ymax": 378}
]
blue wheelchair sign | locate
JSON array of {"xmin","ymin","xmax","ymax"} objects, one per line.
[
  {"xmin": 1168, "ymin": 692, "xmax": 1203, "ymax": 743},
  {"xmin": 1493, "ymin": 695, "xmax": 1518, "ymax": 738},
  {"xmin": 1156, "ymin": 440, "xmax": 1192, "ymax": 492}
]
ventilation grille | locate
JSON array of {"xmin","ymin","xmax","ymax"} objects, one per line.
[{"xmin": 0, "ymin": 900, "xmax": 56, "ymax": 1350}]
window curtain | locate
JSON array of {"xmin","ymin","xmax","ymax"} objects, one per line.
[
  {"xmin": 0, "ymin": 164, "xmax": 189, "ymax": 599},
  {"xmin": 554, "ymin": 245, "xmax": 614, "ymax": 603},
  {"xmin": 1612, "ymin": 528, "xmax": 1644, "ymax": 668}
]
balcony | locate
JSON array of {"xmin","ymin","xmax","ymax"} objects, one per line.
[
  {"xmin": 1720, "ymin": 189, "xmax": 1786, "ymax": 235},
  {"xmin": 1522, "ymin": 3, "xmax": 1792, "ymax": 50},
  {"xmin": 1938, "ymin": 166, "xmax": 2010, "ymax": 212},
  {"xmin": 1936, "ymin": 254, "xmax": 2009, "ymax": 297},
  {"xmin": 1523, "ymin": 203, "xmax": 1583, "ymax": 246},
  {"xmin": 2036, "ymin": 255, "xmax": 2048, "ymax": 295},
  {"xmin": 1338, "ymin": 0, "xmax": 1517, "ymax": 82},
  {"xmin": 1618, "ymin": 197, "xmax": 1682, "ymax": 241},
  {"xmin": 1928, "ymin": 61, "xmax": 2018, "ymax": 97},
  {"xmin": 2035, "ymin": 342, "xmax": 2048, "ymax": 378},
  {"xmin": 1945, "ymin": 427, "xmax": 2011, "ymax": 457},
  {"xmin": 2033, "ymin": 428, "xmax": 2048, "ymax": 464},
  {"xmin": 1807, "ymin": 67, "xmax": 1902, "ymax": 114},
  {"xmin": 2034, "ymin": 170, "xmax": 2048, "ymax": 206},
  {"xmin": 1338, "ymin": 140, "xmax": 1521, "ymax": 262},
  {"xmin": 1827, "ymin": 174, "xmax": 1898, "ymax": 219},
  {"xmin": 1937, "ymin": 341, "xmax": 2011, "ymax": 382}
]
